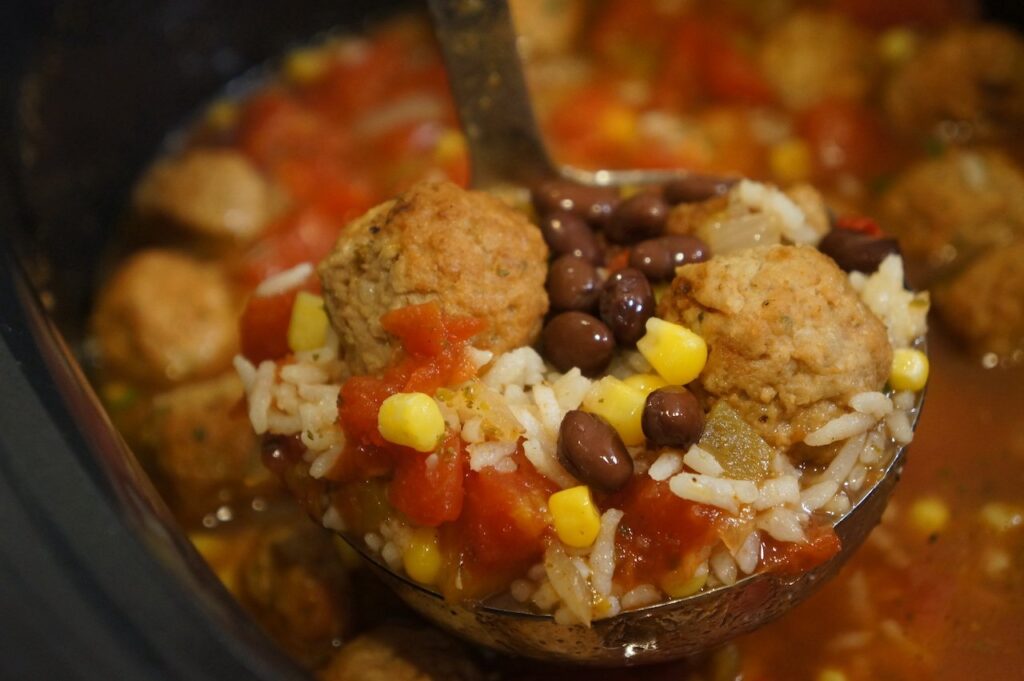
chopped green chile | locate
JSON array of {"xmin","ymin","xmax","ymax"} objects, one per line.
[{"xmin": 698, "ymin": 402, "xmax": 772, "ymax": 482}]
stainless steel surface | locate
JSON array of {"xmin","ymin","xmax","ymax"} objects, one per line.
[{"xmin": 327, "ymin": 0, "xmax": 927, "ymax": 665}]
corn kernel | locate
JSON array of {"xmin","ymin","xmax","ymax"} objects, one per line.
[
  {"xmin": 434, "ymin": 128, "xmax": 466, "ymax": 164},
  {"xmin": 878, "ymin": 28, "xmax": 919, "ymax": 64},
  {"xmin": 548, "ymin": 486, "xmax": 602, "ymax": 548},
  {"xmin": 661, "ymin": 566, "xmax": 708, "ymax": 599},
  {"xmin": 402, "ymin": 527, "xmax": 442, "ymax": 585},
  {"xmin": 287, "ymin": 291, "xmax": 329, "ymax": 352},
  {"xmin": 770, "ymin": 139, "xmax": 812, "ymax": 184},
  {"xmin": 600, "ymin": 106, "xmax": 637, "ymax": 145},
  {"xmin": 909, "ymin": 496, "xmax": 950, "ymax": 536},
  {"xmin": 978, "ymin": 502, "xmax": 1024, "ymax": 533},
  {"xmin": 582, "ymin": 376, "xmax": 646, "ymax": 445},
  {"xmin": 890, "ymin": 348, "xmax": 929, "ymax": 391},
  {"xmin": 623, "ymin": 373, "xmax": 669, "ymax": 397},
  {"xmin": 817, "ymin": 668, "xmax": 848, "ymax": 681},
  {"xmin": 204, "ymin": 99, "xmax": 239, "ymax": 131},
  {"xmin": 283, "ymin": 48, "xmax": 326, "ymax": 85},
  {"xmin": 636, "ymin": 317, "xmax": 708, "ymax": 386},
  {"xmin": 378, "ymin": 392, "xmax": 446, "ymax": 452}
]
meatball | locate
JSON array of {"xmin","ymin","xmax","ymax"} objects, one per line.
[
  {"xmin": 658, "ymin": 245, "xmax": 891, "ymax": 447},
  {"xmin": 235, "ymin": 523, "xmax": 354, "ymax": 669},
  {"xmin": 936, "ymin": 239, "xmax": 1024, "ymax": 361},
  {"xmin": 318, "ymin": 181, "xmax": 549, "ymax": 374},
  {"xmin": 878, "ymin": 149, "xmax": 1024, "ymax": 265},
  {"xmin": 319, "ymin": 625, "xmax": 483, "ymax": 681},
  {"xmin": 510, "ymin": 0, "xmax": 584, "ymax": 57},
  {"xmin": 884, "ymin": 26, "xmax": 1024, "ymax": 139},
  {"xmin": 91, "ymin": 249, "xmax": 240, "ymax": 384},
  {"xmin": 134, "ymin": 149, "xmax": 278, "ymax": 241},
  {"xmin": 759, "ymin": 10, "xmax": 877, "ymax": 110},
  {"xmin": 150, "ymin": 373, "xmax": 271, "ymax": 521}
]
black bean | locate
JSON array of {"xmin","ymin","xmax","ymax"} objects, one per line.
[
  {"xmin": 558, "ymin": 410, "xmax": 633, "ymax": 493},
  {"xmin": 662, "ymin": 175, "xmax": 737, "ymax": 205},
  {"xmin": 605, "ymin": 192, "xmax": 669, "ymax": 244},
  {"xmin": 642, "ymin": 386, "xmax": 705, "ymax": 449},
  {"xmin": 542, "ymin": 312, "xmax": 615, "ymax": 376},
  {"xmin": 818, "ymin": 228, "xmax": 901, "ymax": 274},
  {"xmin": 547, "ymin": 255, "xmax": 601, "ymax": 312},
  {"xmin": 629, "ymin": 235, "xmax": 710, "ymax": 281},
  {"xmin": 540, "ymin": 211, "xmax": 603, "ymax": 264},
  {"xmin": 599, "ymin": 268, "xmax": 655, "ymax": 346},
  {"xmin": 533, "ymin": 180, "xmax": 620, "ymax": 227}
]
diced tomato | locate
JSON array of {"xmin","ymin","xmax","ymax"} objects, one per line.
[
  {"xmin": 238, "ymin": 272, "xmax": 319, "ymax": 362},
  {"xmin": 798, "ymin": 98, "xmax": 887, "ymax": 179},
  {"xmin": 439, "ymin": 451, "xmax": 557, "ymax": 599},
  {"xmin": 836, "ymin": 215, "xmax": 883, "ymax": 237},
  {"xmin": 654, "ymin": 17, "xmax": 773, "ymax": 109},
  {"xmin": 389, "ymin": 432, "xmax": 466, "ymax": 527},
  {"xmin": 761, "ymin": 525, "xmax": 842, "ymax": 574},
  {"xmin": 236, "ymin": 209, "xmax": 341, "ymax": 289},
  {"xmin": 606, "ymin": 476, "xmax": 722, "ymax": 589},
  {"xmin": 702, "ymin": 28, "xmax": 774, "ymax": 106}
]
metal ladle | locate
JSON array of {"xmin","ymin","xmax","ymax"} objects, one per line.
[{"xmin": 336, "ymin": 0, "xmax": 926, "ymax": 665}]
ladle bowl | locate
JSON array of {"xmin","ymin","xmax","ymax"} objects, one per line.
[{"xmin": 327, "ymin": 0, "xmax": 928, "ymax": 665}]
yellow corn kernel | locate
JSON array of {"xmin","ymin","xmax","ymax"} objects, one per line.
[
  {"xmin": 909, "ymin": 496, "xmax": 950, "ymax": 536},
  {"xmin": 878, "ymin": 28, "xmax": 919, "ymax": 64},
  {"xmin": 582, "ymin": 376, "xmax": 646, "ymax": 446},
  {"xmin": 636, "ymin": 317, "xmax": 708, "ymax": 386},
  {"xmin": 548, "ymin": 486, "xmax": 602, "ymax": 548},
  {"xmin": 402, "ymin": 527, "xmax": 443, "ymax": 585},
  {"xmin": 600, "ymin": 106, "xmax": 637, "ymax": 146},
  {"xmin": 204, "ymin": 99, "xmax": 239, "ymax": 131},
  {"xmin": 769, "ymin": 138, "xmax": 812, "ymax": 185},
  {"xmin": 890, "ymin": 348, "xmax": 929, "ymax": 391},
  {"xmin": 434, "ymin": 128, "xmax": 466, "ymax": 164},
  {"xmin": 661, "ymin": 565, "xmax": 708, "ymax": 599},
  {"xmin": 283, "ymin": 47, "xmax": 327, "ymax": 85},
  {"xmin": 378, "ymin": 392, "xmax": 446, "ymax": 453},
  {"xmin": 623, "ymin": 372, "xmax": 669, "ymax": 397},
  {"xmin": 287, "ymin": 291, "xmax": 329, "ymax": 352},
  {"xmin": 817, "ymin": 669, "xmax": 848, "ymax": 681},
  {"xmin": 978, "ymin": 502, "xmax": 1024, "ymax": 533}
]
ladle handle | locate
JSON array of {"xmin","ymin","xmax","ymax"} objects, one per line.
[{"xmin": 427, "ymin": 0, "xmax": 556, "ymax": 188}]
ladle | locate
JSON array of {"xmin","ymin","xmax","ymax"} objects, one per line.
[{"xmin": 333, "ymin": 0, "xmax": 927, "ymax": 665}]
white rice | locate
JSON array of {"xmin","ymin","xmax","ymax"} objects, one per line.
[
  {"xmin": 589, "ymin": 509, "xmax": 624, "ymax": 597},
  {"xmin": 735, "ymin": 179, "xmax": 820, "ymax": 245},
  {"xmin": 805, "ymin": 412, "xmax": 877, "ymax": 447},
  {"xmin": 253, "ymin": 262, "xmax": 313, "ymax": 297},
  {"xmin": 757, "ymin": 508, "xmax": 807, "ymax": 543},
  {"xmin": 669, "ymin": 473, "xmax": 758, "ymax": 515},
  {"xmin": 849, "ymin": 255, "xmax": 929, "ymax": 349},
  {"xmin": 621, "ymin": 584, "xmax": 662, "ymax": 610},
  {"xmin": 683, "ymin": 445, "xmax": 725, "ymax": 477},
  {"xmin": 850, "ymin": 391, "xmax": 893, "ymax": 419},
  {"xmin": 648, "ymin": 451, "xmax": 684, "ymax": 481},
  {"xmin": 467, "ymin": 440, "xmax": 518, "ymax": 472}
]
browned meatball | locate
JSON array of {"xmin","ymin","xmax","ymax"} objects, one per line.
[
  {"xmin": 878, "ymin": 149, "xmax": 1024, "ymax": 265},
  {"xmin": 91, "ymin": 249, "xmax": 240, "ymax": 384},
  {"xmin": 936, "ymin": 239, "xmax": 1024, "ymax": 361},
  {"xmin": 150, "ymin": 373, "xmax": 272, "ymax": 521},
  {"xmin": 759, "ymin": 10, "xmax": 878, "ymax": 110},
  {"xmin": 235, "ymin": 523, "xmax": 354, "ymax": 670},
  {"xmin": 658, "ymin": 245, "xmax": 891, "ymax": 447},
  {"xmin": 318, "ymin": 625, "xmax": 483, "ymax": 681},
  {"xmin": 884, "ymin": 26, "xmax": 1024, "ymax": 139},
  {"xmin": 134, "ymin": 149, "xmax": 279, "ymax": 241},
  {"xmin": 318, "ymin": 181, "xmax": 549, "ymax": 374}
]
